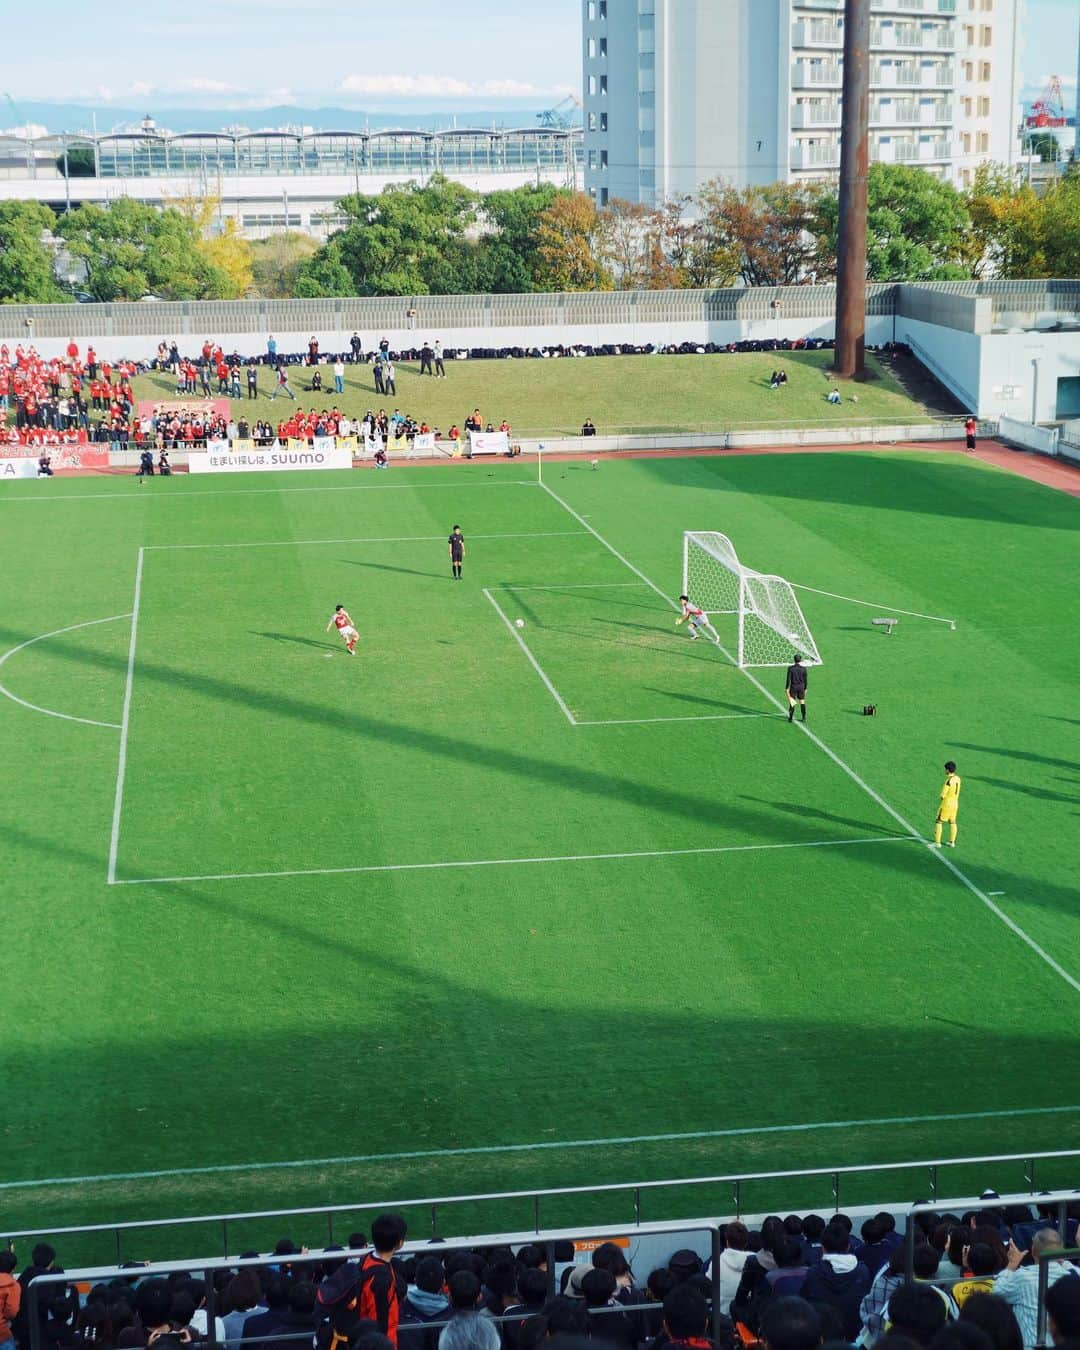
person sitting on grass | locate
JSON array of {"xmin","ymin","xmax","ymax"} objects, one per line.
[{"xmin": 826, "ymin": 387, "xmax": 842, "ymax": 405}]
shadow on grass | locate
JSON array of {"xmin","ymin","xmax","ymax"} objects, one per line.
[
  {"xmin": 5, "ymin": 621, "xmax": 1080, "ymax": 924},
  {"xmin": 740, "ymin": 795, "xmax": 910, "ymax": 838},
  {"xmin": 252, "ymin": 632, "xmax": 339, "ymax": 653},
  {"xmin": 337, "ymin": 559, "xmax": 446, "ymax": 580},
  {"xmin": 951, "ymin": 742, "xmax": 1080, "ymax": 774}
]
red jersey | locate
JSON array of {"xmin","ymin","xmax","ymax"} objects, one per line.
[{"xmin": 333, "ymin": 611, "xmax": 353, "ymax": 630}]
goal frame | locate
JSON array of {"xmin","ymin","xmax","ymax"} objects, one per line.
[{"xmin": 681, "ymin": 530, "xmax": 822, "ymax": 670}]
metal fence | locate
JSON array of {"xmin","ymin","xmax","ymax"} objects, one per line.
[{"xmin": 7, "ymin": 1147, "xmax": 1080, "ymax": 1265}]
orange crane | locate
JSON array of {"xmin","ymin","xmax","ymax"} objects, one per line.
[{"xmin": 1025, "ymin": 76, "xmax": 1067, "ymax": 128}]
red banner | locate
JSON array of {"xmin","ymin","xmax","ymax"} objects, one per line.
[{"xmin": 0, "ymin": 445, "xmax": 110, "ymax": 469}]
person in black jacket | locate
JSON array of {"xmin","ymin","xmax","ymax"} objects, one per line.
[
  {"xmin": 798, "ymin": 1223, "xmax": 870, "ymax": 1342},
  {"xmin": 398, "ymin": 1259, "xmax": 449, "ymax": 1350}
]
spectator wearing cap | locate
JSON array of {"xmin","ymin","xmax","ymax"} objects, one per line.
[{"xmin": 994, "ymin": 1232, "xmax": 1079, "ymax": 1349}]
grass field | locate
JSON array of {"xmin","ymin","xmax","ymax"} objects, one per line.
[
  {"xmin": 3, "ymin": 448, "xmax": 1079, "ymax": 1262},
  {"xmin": 132, "ymin": 349, "xmax": 935, "ymax": 436}
]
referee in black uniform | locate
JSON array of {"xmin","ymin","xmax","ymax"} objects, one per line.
[
  {"xmin": 785, "ymin": 654, "xmax": 808, "ymax": 722},
  {"xmin": 448, "ymin": 524, "xmax": 465, "ymax": 580}
]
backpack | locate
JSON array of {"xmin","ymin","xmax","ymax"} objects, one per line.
[{"xmin": 315, "ymin": 1261, "xmax": 366, "ymax": 1350}]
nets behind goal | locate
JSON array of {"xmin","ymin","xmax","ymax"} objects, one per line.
[{"xmin": 682, "ymin": 531, "xmax": 822, "ymax": 669}]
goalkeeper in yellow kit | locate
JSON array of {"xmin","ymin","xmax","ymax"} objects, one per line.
[{"xmin": 932, "ymin": 760, "xmax": 962, "ymax": 848}]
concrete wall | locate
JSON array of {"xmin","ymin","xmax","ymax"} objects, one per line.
[
  {"xmin": 896, "ymin": 285, "xmax": 993, "ymax": 336},
  {"xmin": 977, "ymin": 331, "xmax": 1080, "ymax": 423},
  {"xmin": 894, "ymin": 315, "xmax": 982, "ymax": 411}
]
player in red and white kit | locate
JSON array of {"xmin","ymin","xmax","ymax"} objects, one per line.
[
  {"xmin": 675, "ymin": 595, "xmax": 707, "ymax": 641},
  {"xmin": 326, "ymin": 604, "xmax": 359, "ymax": 655}
]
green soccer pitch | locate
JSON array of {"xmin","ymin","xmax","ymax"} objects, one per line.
[{"xmin": 2, "ymin": 449, "xmax": 1079, "ymax": 1258}]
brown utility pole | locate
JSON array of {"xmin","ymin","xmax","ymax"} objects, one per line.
[{"xmin": 833, "ymin": 0, "xmax": 871, "ymax": 378}]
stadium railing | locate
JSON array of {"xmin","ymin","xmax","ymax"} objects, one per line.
[
  {"xmin": 23, "ymin": 1218, "xmax": 725, "ymax": 1350},
  {"xmin": 7, "ymin": 1147, "xmax": 1079, "ymax": 1264},
  {"xmin": 22, "ymin": 1188, "xmax": 1080, "ymax": 1350}
]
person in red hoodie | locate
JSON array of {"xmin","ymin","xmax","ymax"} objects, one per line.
[{"xmin": 0, "ymin": 1250, "xmax": 20, "ymax": 1350}]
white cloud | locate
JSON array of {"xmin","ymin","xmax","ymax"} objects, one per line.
[
  {"xmin": 178, "ymin": 77, "xmax": 237, "ymax": 94},
  {"xmin": 130, "ymin": 81, "xmax": 154, "ymax": 97},
  {"xmin": 95, "ymin": 85, "xmax": 114, "ymax": 101},
  {"xmin": 338, "ymin": 72, "xmax": 568, "ymax": 100}
]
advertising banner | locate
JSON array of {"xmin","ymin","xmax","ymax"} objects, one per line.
[
  {"xmin": 189, "ymin": 446, "xmax": 355, "ymax": 475},
  {"xmin": 469, "ymin": 431, "xmax": 509, "ymax": 456}
]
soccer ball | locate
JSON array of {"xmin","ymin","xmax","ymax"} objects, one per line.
[{"xmin": 515, "ymin": 619, "xmax": 525, "ymax": 628}]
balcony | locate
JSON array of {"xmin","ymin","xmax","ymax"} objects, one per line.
[
  {"xmin": 919, "ymin": 138, "xmax": 952, "ymax": 159},
  {"xmin": 796, "ymin": 0, "xmax": 955, "ymax": 9},
  {"xmin": 791, "ymin": 62, "xmax": 842, "ymax": 88},
  {"xmin": 871, "ymin": 97, "xmax": 953, "ymax": 124},
  {"xmin": 792, "ymin": 19, "xmax": 843, "ymax": 47},
  {"xmin": 791, "ymin": 140, "xmax": 841, "ymax": 170},
  {"xmin": 874, "ymin": 138, "xmax": 919, "ymax": 162},
  {"xmin": 791, "ymin": 101, "xmax": 842, "ymax": 128},
  {"xmin": 872, "ymin": 24, "xmax": 925, "ymax": 47}
]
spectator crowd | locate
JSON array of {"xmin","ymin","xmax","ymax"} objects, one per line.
[{"xmin": 4, "ymin": 1198, "xmax": 1079, "ymax": 1350}]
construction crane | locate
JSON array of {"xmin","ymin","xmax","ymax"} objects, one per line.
[
  {"xmin": 1025, "ymin": 76, "xmax": 1067, "ymax": 128},
  {"xmin": 537, "ymin": 95, "xmax": 582, "ymax": 130}
]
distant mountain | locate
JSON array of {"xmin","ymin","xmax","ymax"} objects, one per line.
[{"xmin": 6, "ymin": 102, "xmax": 572, "ymax": 136}]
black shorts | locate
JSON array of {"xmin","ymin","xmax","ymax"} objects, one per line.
[
  {"xmin": 787, "ymin": 687, "xmax": 807, "ymax": 699},
  {"xmin": 450, "ymin": 551, "xmax": 464, "ymax": 562}
]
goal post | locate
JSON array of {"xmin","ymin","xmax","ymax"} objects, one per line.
[{"xmin": 682, "ymin": 530, "xmax": 822, "ymax": 669}]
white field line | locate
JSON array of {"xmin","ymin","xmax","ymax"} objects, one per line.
[
  {"xmin": 539, "ymin": 482, "xmax": 1080, "ymax": 996},
  {"xmin": 488, "ymin": 589, "xmax": 575, "ymax": 723},
  {"xmin": 146, "ymin": 531, "xmax": 586, "ymax": 552},
  {"xmin": 108, "ymin": 834, "xmax": 912, "ymax": 888},
  {"xmin": 576, "ymin": 713, "xmax": 781, "ymax": 727},
  {"xmin": 0, "ymin": 614, "xmax": 131, "ymax": 730},
  {"xmin": 496, "ymin": 582, "xmax": 649, "ymax": 592},
  {"xmin": 0, "ymin": 480, "xmax": 539, "ymax": 505},
  {"xmin": 4, "ymin": 1102, "xmax": 1077, "ymax": 1192},
  {"xmin": 790, "ymin": 582, "xmax": 956, "ymax": 628},
  {"xmin": 106, "ymin": 550, "xmax": 144, "ymax": 886}
]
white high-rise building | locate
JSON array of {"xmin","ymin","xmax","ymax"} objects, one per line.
[{"xmin": 582, "ymin": 0, "xmax": 1023, "ymax": 205}]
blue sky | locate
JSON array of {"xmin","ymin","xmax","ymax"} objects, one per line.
[{"xmin": 2, "ymin": 0, "xmax": 1075, "ymax": 114}]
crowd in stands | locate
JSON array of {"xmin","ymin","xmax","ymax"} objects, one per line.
[
  {"xmin": 4, "ymin": 1199, "xmax": 1079, "ymax": 1350},
  {"xmin": 0, "ymin": 340, "xmax": 517, "ymax": 455}
]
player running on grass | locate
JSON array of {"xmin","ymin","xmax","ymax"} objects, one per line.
[
  {"xmin": 931, "ymin": 760, "xmax": 962, "ymax": 848},
  {"xmin": 326, "ymin": 604, "xmax": 359, "ymax": 656},
  {"xmin": 676, "ymin": 594, "xmax": 707, "ymax": 641}
]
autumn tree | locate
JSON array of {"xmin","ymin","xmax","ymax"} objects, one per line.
[
  {"xmin": 534, "ymin": 192, "xmax": 612, "ymax": 291},
  {"xmin": 250, "ymin": 231, "xmax": 321, "ymax": 298},
  {"xmin": 697, "ymin": 181, "xmax": 828, "ymax": 286}
]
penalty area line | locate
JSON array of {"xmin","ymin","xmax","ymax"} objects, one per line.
[
  {"xmin": 4, "ymin": 1103, "xmax": 1078, "ymax": 1192},
  {"xmin": 147, "ymin": 531, "xmax": 587, "ymax": 553},
  {"xmin": 538, "ymin": 482, "xmax": 1080, "ymax": 997},
  {"xmin": 108, "ymin": 834, "xmax": 914, "ymax": 888}
]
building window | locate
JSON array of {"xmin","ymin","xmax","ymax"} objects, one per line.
[
  {"xmin": 979, "ymin": 60, "xmax": 991, "ymax": 80},
  {"xmin": 588, "ymin": 37, "xmax": 596, "ymax": 58},
  {"xmin": 587, "ymin": 1, "xmax": 595, "ymax": 20},
  {"xmin": 599, "ymin": 187, "xmax": 609, "ymax": 206},
  {"xmin": 587, "ymin": 112, "xmax": 597, "ymax": 131},
  {"xmin": 977, "ymin": 131, "xmax": 989, "ymax": 151},
  {"xmin": 600, "ymin": 149, "xmax": 608, "ymax": 168},
  {"xmin": 980, "ymin": 24, "xmax": 992, "ymax": 45},
  {"xmin": 980, "ymin": 0, "xmax": 992, "ymax": 9},
  {"xmin": 599, "ymin": 0, "xmax": 606, "ymax": 15},
  {"xmin": 600, "ymin": 74, "xmax": 608, "ymax": 95},
  {"xmin": 963, "ymin": 60, "xmax": 974, "ymax": 80},
  {"xmin": 588, "ymin": 75, "xmax": 596, "ymax": 96},
  {"xmin": 962, "ymin": 131, "xmax": 972, "ymax": 152},
  {"xmin": 962, "ymin": 96, "xmax": 973, "ymax": 115},
  {"xmin": 600, "ymin": 36, "xmax": 607, "ymax": 57},
  {"xmin": 600, "ymin": 112, "xmax": 608, "ymax": 131},
  {"xmin": 978, "ymin": 95, "xmax": 990, "ymax": 116}
]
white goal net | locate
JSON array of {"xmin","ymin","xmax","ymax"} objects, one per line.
[{"xmin": 682, "ymin": 530, "xmax": 822, "ymax": 669}]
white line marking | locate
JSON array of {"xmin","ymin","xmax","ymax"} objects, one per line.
[
  {"xmin": 790, "ymin": 582, "xmax": 956, "ymax": 628},
  {"xmin": 497, "ymin": 582, "xmax": 649, "ymax": 592},
  {"xmin": 0, "ymin": 614, "xmax": 130, "ymax": 729},
  {"xmin": 483, "ymin": 586, "xmax": 578, "ymax": 725},
  {"xmin": 107, "ymin": 550, "xmax": 144, "ymax": 886},
  {"xmin": 109, "ymin": 834, "xmax": 911, "ymax": 888},
  {"xmin": 539, "ymin": 482, "xmax": 1080, "ymax": 996},
  {"xmin": 0, "ymin": 480, "xmax": 537, "ymax": 505},
  {"xmin": 5, "ymin": 1102, "xmax": 1077, "ymax": 1192},
  {"xmin": 148, "ymin": 531, "xmax": 586, "ymax": 553},
  {"xmin": 576, "ymin": 713, "xmax": 781, "ymax": 726},
  {"xmin": 987, "ymin": 891, "xmax": 1005, "ymax": 896}
]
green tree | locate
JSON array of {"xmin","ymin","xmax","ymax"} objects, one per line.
[
  {"xmin": 965, "ymin": 165, "xmax": 1048, "ymax": 277},
  {"xmin": 478, "ymin": 184, "xmax": 562, "ymax": 291},
  {"xmin": 56, "ymin": 146, "xmax": 96, "ymax": 178},
  {"xmin": 1025, "ymin": 131, "xmax": 1061, "ymax": 163},
  {"xmin": 56, "ymin": 199, "xmax": 231, "ymax": 300},
  {"xmin": 325, "ymin": 175, "xmax": 477, "ymax": 296},
  {"xmin": 295, "ymin": 244, "xmax": 355, "ymax": 298},
  {"xmin": 816, "ymin": 164, "xmax": 971, "ymax": 281},
  {"xmin": 0, "ymin": 201, "xmax": 67, "ymax": 303},
  {"xmin": 250, "ymin": 231, "xmax": 321, "ymax": 298}
]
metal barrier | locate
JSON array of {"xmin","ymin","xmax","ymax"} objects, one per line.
[
  {"xmin": 24, "ymin": 1219, "xmax": 725, "ymax": 1350},
  {"xmin": 6, "ymin": 1147, "xmax": 1080, "ymax": 1263}
]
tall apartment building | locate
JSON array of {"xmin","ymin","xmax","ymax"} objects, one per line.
[{"xmin": 582, "ymin": 0, "xmax": 1022, "ymax": 205}]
